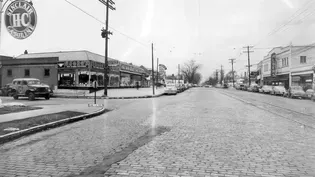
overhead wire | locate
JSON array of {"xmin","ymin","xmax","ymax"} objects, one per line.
[
  {"xmin": 64, "ymin": 0, "xmax": 150, "ymax": 48},
  {"xmin": 254, "ymin": 0, "xmax": 315, "ymax": 47}
]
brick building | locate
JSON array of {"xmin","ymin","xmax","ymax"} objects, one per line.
[{"xmin": 0, "ymin": 50, "xmax": 150, "ymax": 90}]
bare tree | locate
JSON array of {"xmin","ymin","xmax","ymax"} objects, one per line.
[{"xmin": 181, "ymin": 59, "xmax": 202, "ymax": 84}]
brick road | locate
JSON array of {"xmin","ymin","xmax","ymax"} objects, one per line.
[
  {"xmin": 104, "ymin": 88, "xmax": 315, "ymax": 177},
  {"xmin": 0, "ymin": 90, "xmax": 193, "ymax": 177}
]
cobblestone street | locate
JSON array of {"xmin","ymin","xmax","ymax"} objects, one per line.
[
  {"xmin": 104, "ymin": 88, "xmax": 315, "ymax": 177},
  {"xmin": 1, "ymin": 88, "xmax": 315, "ymax": 177}
]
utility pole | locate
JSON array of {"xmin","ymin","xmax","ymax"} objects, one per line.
[
  {"xmin": 100, "ymin": 0, "xmax": 116, "ymax": 97},
  {"xmin": 156, "ymin": 58, "xmax": 159, "ymax": 87},
  {"xmin": 220, "ymin": 65, "xmax": 224, "ymax": 84},
  {"xmin": 178, "ymin": 64, "xmax": 180, "ymax": 83},
  {"xmin": 215, "ymin": 69, "xmax": 219, "ymax": 84},
  {"xmin": 151, "ymin": 43, "xmax": 155, "ymax": 95},
  {"xmin": 229, "ymin": 58, "xmax": 236, "ymax": 87},
  {"xmin": 243, "ymin": 46, "xmax": 254, "ymax": 86}
]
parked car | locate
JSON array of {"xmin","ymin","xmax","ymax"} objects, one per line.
[
  {"xmin": 287, "ymin": 86, "xmax": 306, "ymax": 99},
  {"xmin": 223, "ymin": 83, "xmax": 228, "ymax": 88},
  {"xmin": 0, "ymin": 84, "xmax": 14, "ymax": 96},
  {"xmin": 10, "ymin": 78, "xmax": 52, "ymax": 101},
  {"xmin": 248, "ymin": 84, "xmax": 259, "ymax": 92},
  {"xmin": 261, "ymin": 85, "xmax": 273, "ymax": 94},
  {"xmin": 270, "ymin": 86, "xmax": 287, "ymax": 96},
  {"xmin": 239, "ymin": 84, "xmax": 245, "ymax": 90},
  {"xmin": 305, "ymin": 89, "xmax": 314, "ymax": 99},
  {"xmin": 165, "ymin": 84, "xmax": 177, "ymax": 95}
]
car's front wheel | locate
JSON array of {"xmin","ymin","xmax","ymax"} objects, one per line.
[{"xmin": 28, "ymin": 92, "xmax": 35, "ymax": 101}]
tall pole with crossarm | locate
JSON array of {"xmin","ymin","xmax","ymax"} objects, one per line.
[{"xmin": 99, "ymin": 0, "xmax": 115, "ymax": 97}]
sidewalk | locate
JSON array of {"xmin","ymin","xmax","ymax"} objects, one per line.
[
  {"xmin": 0, "ymin": 101, "xmax": 103, "ymax": 123},
  {"xmin": 87, "ymin": 87, "xmax": 165, "ymax": 97},
  {"xmin": 53, "ymin": 87, "xmax": 166, "ymax": 98}
]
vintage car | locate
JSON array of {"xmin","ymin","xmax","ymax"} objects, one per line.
[
  {"xmin": 270, "ymin": 86, "xmax": 287, "ymax": 96},
  {"xmin": 10, "ymin": 78, "xmax": 52, "ymax": 101},
  {"xmin": 287, "ymin": 86, "xmax": 306, "ymax": 99},
  {"xmin": 260, "ymin": 85, "xmax": 273, "ymax": 94},
  {"xmin": 247, "ymin": 84, "xmax": 259, "ymax": 92},
  {"xmin": 164, "ymin": 83, "xmax": 177, "ymax": 95}
]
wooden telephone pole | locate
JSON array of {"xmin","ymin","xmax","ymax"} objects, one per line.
[
  {"xmin": 229, "ymin": 58, "xmax": 236, "ymax": 87},
  {"xmin": 243, "ymin": 46, "xmax": 254, "ymax": 85},
  {"xmin": 99, "ymin": 0, "xmax": 116, "ymax": 97}
]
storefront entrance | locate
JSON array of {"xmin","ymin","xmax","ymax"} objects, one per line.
[
  {"xmin": 292, "ymin": 73, "xmax": 313, "ymax": 91},
  {"xmin": 263, "ymin": 74, "xmax": 290, "ymax": 89}
]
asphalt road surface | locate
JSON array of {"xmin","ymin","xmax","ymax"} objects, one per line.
[{"xmin": 1, "ymin": 88, "xmax": 315, "ymax": 177}]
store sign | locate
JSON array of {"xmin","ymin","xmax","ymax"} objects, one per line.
[
  {"xmin": 65, "ymin": 60, "xmax": 89, "ymax": 68},
  {"xmin": 108, "ymin": 60, "xmax": 120, "ymax": 66},
  {"xmin": 4, "ymin": 0, "xmax": 37, "ymax": 40},
  {"xmin": 292, "ymin": 76, "xmax": 300, "ymax": 82},
  {"xmin": 270, "ymin": 53, "xmax": 277, "ymax": 77},
  {"xmin": 120, "ymin": 63, "xmax": 144, "ymax": 73},
  {"xmin": 91, "ymin": 61, "xmax": 105, "ymax": 69}
]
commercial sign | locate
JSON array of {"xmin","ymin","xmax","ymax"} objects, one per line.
[
  {"xmin": 270, "ymin": 53, "xmax": 277, "ymax": 77},
  {"xmin": 108, "ymin": 60, "xmax": 120, "ymax": 66},
  {"xmin": 120, "ymin": 63, "xmax": 144, "ymax": 74},
  {"xmin": 91, "ymin": 61, "xmax": 105, "ymax": 69},
  {"xmin": 4, "ymin": 0, "xmax": 37, "ymax": 40},
  {"xmin": 64, "ymin": 60, "xmax": 90, "ymax": 68}
]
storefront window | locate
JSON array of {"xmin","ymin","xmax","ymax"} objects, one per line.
[{"xmin": 59, "ymin": 73, "xmax": 75, "ymax": 86}]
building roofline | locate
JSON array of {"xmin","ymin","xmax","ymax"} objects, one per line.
[{"xmin": 16, "ymin": 50, "xmax": 117, "ymax": 61}]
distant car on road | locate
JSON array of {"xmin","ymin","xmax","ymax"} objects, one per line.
[
  {"xmin": 10, "ymin": 78, "xmax": 52, "ymax": 101},
  {"xmin": 287, "ymin": 86, "xmax": 306, "ymax": 99},
  {"xmin": 271, "ymin": 86, "xmax": 287, "ymax": 96},
  {"xmin": 261, "ymin": 85, "xmax": 273, "ymax": 94}
]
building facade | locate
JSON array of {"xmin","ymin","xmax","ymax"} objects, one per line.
[
  {"xmin": 1, "ymin": 57, "xmax": 58, "ymax": 90},
  {"xmin": 258, "ymin": 44, "xmax": 315, "ymax": 90},
  {"xmin": 1, "ymin": 50, "xmax": 151, "ymax": 90}
]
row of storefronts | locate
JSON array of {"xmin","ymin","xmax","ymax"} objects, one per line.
[
  {"xmin": 0, "ymin": 51, "xmax": 155, "ymax": 90},
  {"xmin": 254, "ymin": 44, "xmax": 315, "ymax": 91}
]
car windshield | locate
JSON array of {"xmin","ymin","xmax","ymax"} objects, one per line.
[{"xmin": 27, "ymin": 80, "xmax": 40, "ymax": 85}]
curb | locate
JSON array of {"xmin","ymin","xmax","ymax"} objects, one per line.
[
  {"xmin": 52, "ymin": 93, "xmax": 165, "ymax": 99},
  {"xmin": 0, "ymin": 107, "xmax": 108, "ymax": 144}
]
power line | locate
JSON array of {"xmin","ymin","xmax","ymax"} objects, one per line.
[
  {"xmin": 64, "ymin": 0, "xmax": 150, "ymax": 48},
  {"xmin": 254, "ymin": 0, "xmax": 315, "ymax": 47}
]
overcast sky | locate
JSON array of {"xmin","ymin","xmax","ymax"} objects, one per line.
[{"xmin": 1, "ymin": 0, "xmax": 315, "ymax": 81}]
